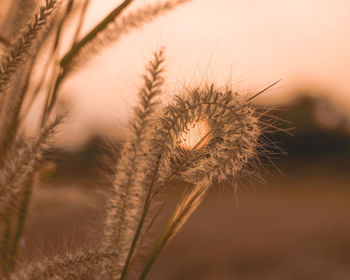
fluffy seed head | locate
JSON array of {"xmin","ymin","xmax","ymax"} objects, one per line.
[{"xmin": 154, "ymin": 85, "xmax": 261, "ymax": 184}]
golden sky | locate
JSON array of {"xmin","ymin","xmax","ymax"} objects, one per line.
[
  {"xmin": 62, "ymin": 0, "xmax": 349, "ymax": 138},
  {"xmin": 1, "ymin": 0, "xmax": 350, "ymax": 143}
]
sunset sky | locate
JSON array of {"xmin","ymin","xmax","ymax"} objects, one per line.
[{"xmin": 1, "ymin": 0, "xmax": 350, "ymax": 143}]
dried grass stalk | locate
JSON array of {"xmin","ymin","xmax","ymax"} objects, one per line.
[
  {"xmin": 134, "ymin": 85, "xmax": 262, "ymax": 278},
  {"xmin": 62, "ymin": 0, "xmax": 191, "ymax": 75},
  {"xmin": 0, "ymin": 0, "xmax": 280, "ymax": 278},
  {"xmin": 0, "ymin": 0, "xmax": 60, "ymax": 163},
  {"xmin": 103, "ymin": 49, "xmax": 165, "ymax": 279},
  {"xmin": 0, "ymin": 116, "xmax": 62, "ymax": 216},
  {"xmin": 139, "ymin": 181, "xmax": 210, "ymax": 279},
  {"xmin": 0, "ymin": 117, "xmax": 63, "ymax": 275},
  {"xmin": 0, "ymin": 0, "xmax": 57, "ymax": 93}
]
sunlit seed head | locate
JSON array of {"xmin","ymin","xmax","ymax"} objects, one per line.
[{"xmin": 178, "ymin": 119, "xmax": 211, "ymax": 150}]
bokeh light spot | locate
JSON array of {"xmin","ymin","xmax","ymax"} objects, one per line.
[{"xmin": 179, "ymin": 119, "xmax": 211, "ymax": 150}]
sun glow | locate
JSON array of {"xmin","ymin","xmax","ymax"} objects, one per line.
[{"xmin": 178, "ymin": 119, "xmax": 211, "ymax": 150}]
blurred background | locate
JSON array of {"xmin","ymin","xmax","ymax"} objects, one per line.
[{"xmin": 1, "ymin": 0, "xmax": 350, "ymax": 279}]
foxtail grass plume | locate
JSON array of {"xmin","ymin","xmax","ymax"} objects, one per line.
[
  {"xmin": 136, "ymin": 85, "xmax": 262, "ymax": 279},
  {"xmin": 0, "ymin": 0, "xmax": 60, "ymax": 164},
  {"xmin": 0, "ymin": 0, "xmax": 58, "ymax": 94},
  {"xmin": 103, "ymin": 49, "xmax": 165, "ymax": 279},
  {"xmin": 0, "ymin": 0, "xmax": 281, "ymax": 277},
  {"xmin": 152, "ymin": 85, "xmax": 260, "ymax": 190},
  {"xmin": 0, "ymin": 116, "xmax": 63, "ymax": 216},
  {"xmin": 0, "ymin": 117, "xmax": 63, "ymax": 276}
]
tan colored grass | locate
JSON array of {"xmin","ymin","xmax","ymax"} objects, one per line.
[{"xmin": 0, "ymin": 1, "xmax": 279, "ymax": 279}]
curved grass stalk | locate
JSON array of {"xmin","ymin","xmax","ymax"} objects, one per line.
[
  {"xmin": 139, "ymin": 181, "xmax": 211, "ymax": 280},
  {"xmin": 60, "ymin": 0, "xmax": 134, "ymax": 69},
  {"xmin": 42, "ymin": 0, "xmax": 134, "ymax": 126},
  {"xmin": 61, "ymin": 0, "xmax": 192, "ymax": 76}
]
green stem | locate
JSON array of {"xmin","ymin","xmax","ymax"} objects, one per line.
[
  {"xmin": 60, "ymin": 0, "xmax": 134, "ymax": 68},
  {"xmin": 43, "ymin": 0, "xmax": 134, "ymax": 125},
  {"xmin": 126, "ymin": 203, "xmax": 165, "ymax": 273},
  {"xmin": 120, "ymin": 128, "xmax": 213, "ymax": 279},
  {"xmin": 119, "ymin": 183, "xmax": 154, "ymax": 280},
  {"xmin": 138, "ymin": 185, "xmax": 190, "ymax": 280},
  {"xmin": 138, "ymin": 234, "xmax": 166, "ymax": 280}
]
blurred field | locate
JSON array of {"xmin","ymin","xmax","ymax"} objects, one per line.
[
  {"xmin": 18, "ymin": 156, "xmax": 350, "ymax": 280},
  {"xmin": 151, "ymin": 161, "xmax": 350, "ymax": 280},
  {"xmin": 15, "ymin": 95, "xmax": 350, "ymax": 279}
]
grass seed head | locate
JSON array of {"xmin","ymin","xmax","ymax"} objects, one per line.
[{"xmin": 154, "ymin": 84, "xmax": 261, "ymax": 185}]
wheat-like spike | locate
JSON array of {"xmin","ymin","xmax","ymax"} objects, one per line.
[
  {"xmin": 6, "ymin": 0, "xmax": 39, "ymax": 40},
  {"xmin": 62, "ymin": 0, "xmax": 191, "ymax": 75},
  {"xmin": 0, "ymin": 0, "xmax": 61, "ymax": 162},
  {"xmin": 0, "ymin": 0, "xmax": 57, "ymax": 94},
  {"xmin": 0, "ymin": 0, "xmax": 57, "ymax": 93},
  {"xmin": 0, "ymin": 1, "xmax": 37, "ymax": 51},
  {"xmin": 0, "ymin": 117, "xmax": 62, "ymax": 276},
  {"xmin": 102, "ymin": 49, "xmax": 165, "ymax": 279},
  {"xmin": 0, "ymin": 117, "xmax": 62, "ymax": 217},
  {"xmin": 9, "ymin": 248, "xmax": 118, "ymax": 280}
]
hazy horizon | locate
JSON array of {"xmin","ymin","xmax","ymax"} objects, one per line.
[{"xmin": 1, "ymin": 0, "xmax": 349, "ymax": 144}]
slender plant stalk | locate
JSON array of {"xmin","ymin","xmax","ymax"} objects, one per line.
[
  {"xmin": 0, "ymin": 117, "xmax": 63, "ymax": 276},
  {"xmin": 126, "ymin": 202, "xmax": 166, "ymax": 275},
  {"xmin": 0, "ymin": 58, "xmax": 37, "ymax": 169},
  {"xmin": 7, "ymin": 176, "xmax": 34, "ymax": 273},
  {"xmin": 139, "ymin": 181, "xmax": 210, "ymax": 279},
  {"xmin": 62, "ymin": 0, "xmax": 192, "ymax": 75},
  {"xmin": 72, "ymin": 0, "xmax": 91, "ymax": 45},
  {"xmin": 120, "ymin": 126, "xmax": 213, "ymax": 280},
  {"xmin": 44, "ymin": 0, "xmax": 192, "ymax": 125},
  {"xmin": 21, "ymin": 0, "xmax": 84, "ymax": 125},
  {"xmin": 60, "ymin": 0, "xmax": 134, "ymax": 69},
  {"xmin": 42, "ymin": 0, "xmax": 134, "ymax": 126}
]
